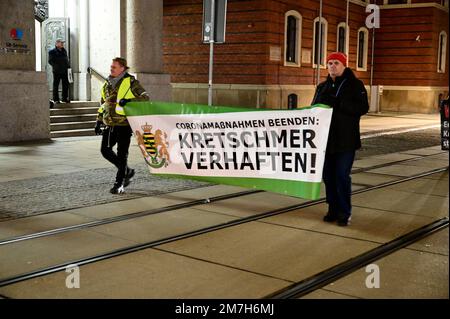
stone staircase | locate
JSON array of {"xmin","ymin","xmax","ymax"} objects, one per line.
[{"xmin": 50, "ymin": 101, "xmax": 99, "ymax": 138}]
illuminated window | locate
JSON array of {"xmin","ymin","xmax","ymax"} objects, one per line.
[
  {"xmin": 313, "ymin": 17, "xmax": 328, "ymax": 68},
  {"xmin": 357, "ymin": 27, "xmax": 369, "ymax": 71},
  {"xmin": 337, "ymin": 22, "xmax": 349, "ymax": 61},
  {"xmin": 284, "ymin": 10, "xmax": 302, "ymax": 67},
  {"xmin": 438, "ymin": 31, "xmax": 447, "ymax": 73}
]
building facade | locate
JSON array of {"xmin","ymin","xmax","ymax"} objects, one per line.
[
  {"xmin": 2, "ymin": 0, "xmax": 447, "ymax": 143},
  {"xmin": 164, "ymin": 0, "xmax": 449, "ymax": 113},
  {"xmin": 36, "ymin": 0, "xmax": 171, "ymax": 104}
]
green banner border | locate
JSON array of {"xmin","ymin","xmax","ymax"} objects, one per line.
[
  {"xmin": 125, "ymin": 101, "xmax": 330, "ymax": 117},
  {"xmin": 152, "ymin": 173, "xmax": 322, "ymax": 200}
]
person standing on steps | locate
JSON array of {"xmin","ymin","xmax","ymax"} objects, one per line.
[
  {"xmin": 312, "ymin": 52, "xmax": 369, "ymax": 226},
  {"xmin": 94, "ymin": 57, "xmax": 150, "ymax": 194},
  {"xmin": 48, "ymin": 39, "xmax": 70, "ymax": 104}
]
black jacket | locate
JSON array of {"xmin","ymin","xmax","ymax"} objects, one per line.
[
  {"xmin": 48, "ymin": 47, "xmax": 70, "ymax": 74},
  {"xmin": 312, "ymin": 67, "xmax": 369, "ymax": 154}
]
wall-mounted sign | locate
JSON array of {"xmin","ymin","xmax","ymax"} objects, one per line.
[
  {"xmin": 10, "ymin": 28, "xmax": 24, "ymax": 40},
  {"xmin": 202, "ymin": 0, "xmax": 227, "ymax": 43},
  {"xmin": 1, "ymin": 28, "xmax": 31, "ymax": 54},
  {"xmin": 441, "ymin": 97, "xmax": 449, "ymax": 151},
  {"xmin": 2, "ymin": 43, "xmax": 31, "ymax": 54},
  {"xmin": 302, "ymin": 49, "xmax": 311, "ymax": 64},
  {"xmin": 270, "ymin": 46, "xmax": 281, "ymax": 61}
]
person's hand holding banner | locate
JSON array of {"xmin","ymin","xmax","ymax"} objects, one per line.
[
  {"xmin": 119, "ymin": 99, "xmax": 131, "ymax": 107},
  {"xmin": 315, "ymin": 91, "xmax": 339, "ymax": 108}
]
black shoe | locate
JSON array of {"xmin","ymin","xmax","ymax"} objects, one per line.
[
  {"xmin": 337, "ymin": 216, "xmax": 351, "ymax": 226},
  {"xmin": 110, "ymin": 182, "xmax": 125, "ymax": 194},
  {"xmin": 123, "ymin": 168, "xmax": 135, "ymax": 187},
  {"xmin": 62, "ymin": 99, "xmax": 70, "ymax": 103},
  {"xmin": 323, "ymin": 212, "xmax": 338, "ymax": 222}
]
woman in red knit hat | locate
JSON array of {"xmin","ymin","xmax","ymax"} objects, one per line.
[{"xmin": 312, "ymin": 52, "xmax": 369, "ymax": 226}]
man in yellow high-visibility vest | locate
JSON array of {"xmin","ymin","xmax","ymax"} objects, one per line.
[{"xmin": 95, "ymin": 57, "xmax": 149, "ymax": 194}]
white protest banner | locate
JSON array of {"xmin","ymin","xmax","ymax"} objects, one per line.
[{"xmin": 125, "ymin": 102, "xmax": 332, "ymax": 199}]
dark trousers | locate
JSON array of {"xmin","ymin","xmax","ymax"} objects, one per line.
[
  {"xmin": 322, "ymin": 150, "xmax": 355, "ymax": 219},
  {"xmin": 53, "ymin": 71, "xmax": 69, "ymax": 102},
  {"xmin": 101, "ymin": 125, "xmax": 132, "ymax": 185}
]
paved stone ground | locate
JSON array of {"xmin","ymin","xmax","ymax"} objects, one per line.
[
  {"xmin": 357, "ymin": 127, "xmax": 442, "ymax": 159},
  {"xmin": 0, "ymin": 163, "xmax": 209, "ymax": 221},
  {"xmin": 0, "ymin": 127, "xmax": 443, "ymax": 221}
]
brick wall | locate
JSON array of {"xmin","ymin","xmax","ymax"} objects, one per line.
[
  {"xmin": 265, "ymin": 0, "xmax": 371, "ymax": 85},
  {"xmin": 163, "ymin": 0, "xmax": 374, "ymax": 86},
  {"xmin": 164, "ymin": 0, "xmax": 268, "ymax": 84},
  {"xmin": 373, "ymin": 6, "xmax": 449, "ymax": 86},
  {"xmin": 164, "ymin": 0, "xmax": 448, "ymax": 88},
  {"xmin": 164, "ymin": 0, "xmax": 448, "ymax": 112}
]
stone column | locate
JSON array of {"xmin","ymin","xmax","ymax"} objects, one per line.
[
  {"xmin": 76, "ymin": 0, "xmax": 91, "ymax": 101},
  {"xmin": 122, "ymin": 0, "xmax": 171, "ymax": 101},
  {"xmin": 0, "ymin": 0, "xmax": 49, "ymax": 143},
  {"xmin": 64, "ymin": 0, "xmax": 90, "ymax": 101}
]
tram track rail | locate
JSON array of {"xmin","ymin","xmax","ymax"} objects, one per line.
[
  {"xmin": 0, "ymin": 151, "xmax": 446, "ymax": 247},
  {"xmin": 0, "ymin": 166, "xmax": 447, "ymax": 288},
  {"xmin": 266, "ymin": 217, "xmax": 449, "ymax": 299},
  {"xmin": 0, "ymin": 189, "xmax": 261, "ymax": 246}
]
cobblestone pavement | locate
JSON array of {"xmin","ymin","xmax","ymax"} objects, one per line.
[
  {"xmin": 0, "ymin": 127, "xmax": 444, "ymax": 221},
  {"xmin": 0, "ymin": 163, "xmax": 209, "ymax": 221},
  {"xmin": 357, "ymin": 127, "xmax": 442, "ymax": 159}
]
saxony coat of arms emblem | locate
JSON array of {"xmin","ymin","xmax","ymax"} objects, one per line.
[{"xmin": 135, "ymin": 123, "xmax": 171, "ymax": 168}]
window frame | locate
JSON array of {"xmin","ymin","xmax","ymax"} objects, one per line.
[
  {"xmin": 312, "ymin": 17, "xmax": 328, "ymax": 69},
  {"xmin": 336, "ymin": 22, "xmax": 350, "ymax": 64},
  {"xmin": 356, "ymin": 27, "xmax": 369, "ymax": 71},
  {"xmin": 438, "ymin": 30, "xmax": 447, "ymax": 73},
  {"xmin": 284, "ymin": 10, "xmax": 302, "ymax": 67}
]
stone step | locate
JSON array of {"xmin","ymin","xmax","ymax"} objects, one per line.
[
  {"xmin": 50, "ymin": 128, "xmax": 96, "ymax": 138},
  {"xmin": 50, "ymin": 114, "xmax": 97, "ymax": 124},
  {"xmin": 50, "ymin": 121, "xmax": 97, "ymax": 132},
  {"xmin": 50, "ymin": 107, "xmax": 99, "ymax": 116},
  {"xmin": 52, "ymin": 101, "xmax": 99, "ymax": 108},
  {"xmin": 48, "ymin": 101, "xmax": 100, "ymax": 137}
]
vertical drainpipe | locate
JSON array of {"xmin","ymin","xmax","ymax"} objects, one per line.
[
  {"xmin": 346, "ymin": 0, "xmax": 349, "ymax": 67},
  {"xmin": 316, "ymin": 0, "xmax": 323, "ymax": 87},
  {"xmin": 256, "ymin": 90, "xmax": 260, "ymax": 109},
  {"xmin": 370, "ymin": 27, "xmax": 376, "ymax": 112}
]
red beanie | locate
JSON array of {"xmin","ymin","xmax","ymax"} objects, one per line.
[{"xmin": 326, "ymin": 52, "xmax": 347, "ymax": 66}]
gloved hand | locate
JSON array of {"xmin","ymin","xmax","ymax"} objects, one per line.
[
  {"xmin": 119, "ymin": 99, "xmax": 131, "ymax": 107},
  {"xmin": 94, "ymin": 121, "xmax": 103, "ymax": 135},
  {"xmin": 318, "ymin": 94, "xmax": 339, "ymax": 108}
]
